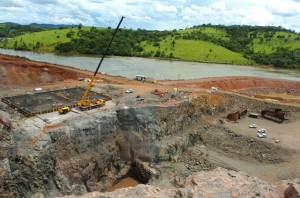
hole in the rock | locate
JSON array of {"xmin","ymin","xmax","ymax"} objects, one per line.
[{"xmin": 105, "ymin": 161, "xmax": 151, "ymax": 192}]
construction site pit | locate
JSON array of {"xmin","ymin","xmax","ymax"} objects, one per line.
[
  {"xmin": 1, "ymin": 54, "xmax": 300, "ymax": 197},
  {"xmin": 2, "ymin": 90, "xmax": 300, "ymax": 197},
  {"xmin": 1, "ymin": 87, "xmax": 112, "ymax": 117}
]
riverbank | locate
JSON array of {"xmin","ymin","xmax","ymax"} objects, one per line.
[
  {"xmin": 1, "ymin": 47, "xmax": 299, "ymax": 70},
  {"xmin": 0, "ymin": 49, "xmax": 299, "ymax": 81}
]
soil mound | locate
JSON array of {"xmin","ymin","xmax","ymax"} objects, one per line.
[
  {"xmin": 0, "ymin": 54, "xmax": 82, "ymax": 87},
  {"xmin": 158, "ymin": 76, "xmax": 300, "ymax": 91}
]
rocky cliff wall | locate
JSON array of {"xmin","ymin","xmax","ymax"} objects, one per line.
[{"xmin": 0, "ymin": 93, "xmax": 296, "ymax": 197}]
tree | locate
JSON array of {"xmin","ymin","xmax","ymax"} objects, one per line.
[
  {"xmin": 154, "ymin": 50, "xmax": 161, "ymax": 57},
  {"xmin": 171, "ymin": 40, "xmax": 175, "ymax": 47},
  {"xmin": 66, "ymin": 30, "xmax": 75, "ymax": 38},
  {"xmin": 36, "ymin": 41, "xmax": 41, "ymax": 49},
  {"xmin": 14, "ymin": 41, "xmax": 18, "ymax": 49},
  {"xmin": 153, "ymin": 42, "xmax": 160, "ymax": 47}
]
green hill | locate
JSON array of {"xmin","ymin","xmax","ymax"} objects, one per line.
[
  {"xmin": 1, "ymin": 26, "xmax": 93, "ymax": 51},
  {"xmin": 250, "ymin": 31, "xmax": 300, "ymax": 53},
  {"xmin": 0, "ymin": 23, "xmax": 299, "ymax": 68},
  {"xmin": 141, "ymin": 36, "xmax": 251, "ymax": 65},
  {"xmin": 0, "ymin": 23, "xmax": 49, "ymax": 38}
]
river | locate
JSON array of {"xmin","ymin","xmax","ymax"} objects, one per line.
[{"xmin": 0, "ymin": 49, "xmax": 299, "ymax": 81}]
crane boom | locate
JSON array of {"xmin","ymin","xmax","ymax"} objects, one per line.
[{"xmin": 77, "ymin": 16, "xmax": 125, "ymax": 108}]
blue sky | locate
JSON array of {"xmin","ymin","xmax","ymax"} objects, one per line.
[{"xmin": 0, "ymin": 0, "xmax": 300, "ymax": 32}]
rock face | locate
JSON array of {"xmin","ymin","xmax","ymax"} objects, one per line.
[
  {"xmin": 0, "ymin": 109, "xmax": 122, "ymax": 197},
  {"xmin": 185, "ymin": 167, "xmax": 279, "ymax": 197},
  {"xmin": 1, "ymin": 93, "xmax": 299, "ymax": 197},
  {"xmin": 50, "ymin": 111, "xmax": 121, "ymax": 195},
  {"xmin": 60, "ymin": 167, "xmax": 281, "ymax": 198},
  {"xmin": 0, "ymin": 96, "xmax": 226, "ymax": 197}
]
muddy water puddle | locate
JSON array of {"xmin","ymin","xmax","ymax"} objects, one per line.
[{"xmin": 106, "ymin": 177, "xmax": 140, "ymax": 192}]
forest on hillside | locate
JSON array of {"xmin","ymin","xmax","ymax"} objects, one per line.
[
  {"xmin": 55, "ymin": 25, "xmax": 300, "ymax": 69},
  {"xmin": 0, "ymin": 23, "xmax": 49, "ymax": 37},
  {"xmin": 1, "ymin": 23, "xmax": 300, "ymax": 69}
]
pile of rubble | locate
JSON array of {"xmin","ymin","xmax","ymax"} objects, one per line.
[{"xmin": 60, "ymin": 167, "xmax": 300, "ymax": 198}]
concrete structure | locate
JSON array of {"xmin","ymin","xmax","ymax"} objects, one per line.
[{"xmin": 1, "ymin": 87, "xmax": 111, "ymax": 117}]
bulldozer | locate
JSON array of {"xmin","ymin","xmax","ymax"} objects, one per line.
[{"xmin": 58, "ymin": 106, "xmax": 71, "ymax": 114}]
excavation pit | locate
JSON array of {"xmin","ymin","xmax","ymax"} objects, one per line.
[
  {"xmin": 1, "ymin": 87, "xmax": 112, "ymax": 117},
  {"xmin": 106, "ymin": 161, "xmax": 152, "ymax": 192}
]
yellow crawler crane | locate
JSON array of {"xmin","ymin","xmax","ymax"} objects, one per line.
[{"xmin": 77, "ymin": 16, "xmax": 125, "ymax": 111}]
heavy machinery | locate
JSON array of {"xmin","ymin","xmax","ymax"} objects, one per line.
[
  {"xmin": 226, "ymin": 108, "xmax": 248, "ymax": 122},
  {"xmin": 58, "ymin": 106, "xmax": 71, "ymax": 114},
  {"xmin": 77, "ymin": 16, "xmax": 125, "ymax": 111},
  {"xmin": 261, "ymin": 108, "xmax": 290, "ymax": 123}
]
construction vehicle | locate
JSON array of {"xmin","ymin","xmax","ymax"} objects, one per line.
[
  {"xmin": 261, "ymin": 108, "xmax": 290, "ymax": 123},
  {"xmin": 226, "ymin": 108, "xmax": 248, "ymax": 122},
  {"xmin": 92, "ymin": 98, "xmax": 106, "ymax": 107},
  {"xmin": 77, "ymin": 16, "xmax": 125, "ymax": 111},
  {"xmin": 58, "ymin": 106, "xmax": 71, "ymax": 114}
]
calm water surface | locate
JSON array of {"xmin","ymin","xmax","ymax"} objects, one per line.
[{"xmin": 1, "ymin": 49, "xmax": 299, "ymax": 81}]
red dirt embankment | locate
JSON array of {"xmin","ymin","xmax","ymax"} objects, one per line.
[
  {"xmin": 0, "ymin": 54, "xmax": 81, "ymax": 87},
  {"xmin": 0, "ymin": 54, "xmax": 136, "ymax": 88},
  {"xmin": 158, "ymin": 76, "xmax": 300, "ymax": 91}
]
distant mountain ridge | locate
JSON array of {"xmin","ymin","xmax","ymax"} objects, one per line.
[
  {"xmin": 29, "ymin": 23, "xmax": 75, "ymax": 29},
  {"xmin": 0, "ymin": 22, "xmax": 75, "ymax": 28}
]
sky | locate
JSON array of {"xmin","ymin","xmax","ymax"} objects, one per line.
[{"xmin": 0, "ymin": 0, "xmax": 300, "ymax": 32}]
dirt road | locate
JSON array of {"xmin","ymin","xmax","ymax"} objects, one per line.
[{"xmin": 1, "ymin": 54, "xmax": 300, "ymax": 196}]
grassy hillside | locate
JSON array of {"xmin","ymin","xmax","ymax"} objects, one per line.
[
  {"xmin": 142, "ymin": 36, "xmax": 251, "ymax": 64},
  {"xmin": 250, "ymin": 31, "xmax": 300, "ymax": 53},
  {"xmin": 178, "ymin": 27, "xmax": 230, "ymax": 41},
  {"xmin": 0, "ymin": 23, "xmax": 49, "ymax": 38},
  {"xmin": 5, "ymin": 29, "xmax": 73, "ymax": 51},
  {"xmin": 0, "ymin": 23, "xmax": 299, "ymax": 68},
  {"xmin": 1, "ymin": 27, "xmax": 93, "ymax": 51},
  {"xmin": 0, "ymin": 26, "xmax": 107, "ymax": 51}
]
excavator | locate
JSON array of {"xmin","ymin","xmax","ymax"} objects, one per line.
[{"xmin": 77, "ymin": 16, "xmax": 125, "ymax": 111}]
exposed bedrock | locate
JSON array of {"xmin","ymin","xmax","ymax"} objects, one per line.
[
  {"xmin": 0, "ymin": 94, "xmax": 299, "ymax": 197},
  {"xmin": 61, "ymin": 167, "xmax": 284, "ymax": 198}
]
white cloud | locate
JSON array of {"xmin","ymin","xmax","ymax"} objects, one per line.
[
  {"xmin": 211, "ymin": 1, "xmax": 226, "ymax": 11},
  {"xmin": 178, "ymin": 0, "xmax": 300, "ymax": 31},
  {"xmin": 268, "ymin": 1, "xmax": 300, "ymax": 16},
  {"xmin": 0, "ymin": 0, "xmax": 299, "ymax": 32},
  {"xmin": 154, "ymin": 3, "xmax": 177, "ymax": 13}
]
